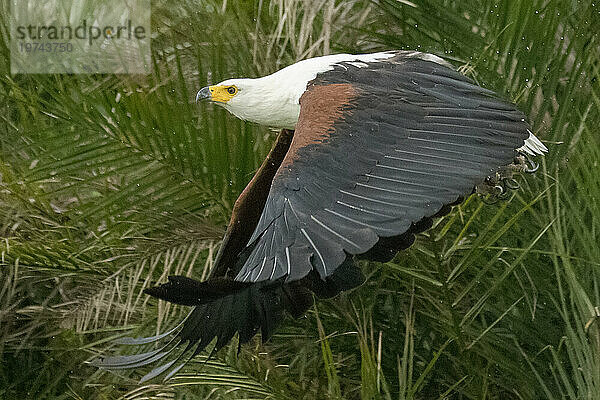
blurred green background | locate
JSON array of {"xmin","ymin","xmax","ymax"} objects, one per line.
[{"xmin": 0, "ymin": 0, "xmax": 598, "ymax": 398}]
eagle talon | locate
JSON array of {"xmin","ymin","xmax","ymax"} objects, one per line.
[
  {"xmin": 524, "ymin": 157, "xmax": 539, "ymax": 173},
  {"xmin": 504, "ymin": 178, "xmax": 520, "ymax": 190},
  {"xmin": 498, "ymin": 183, "xmax": 511, "ymax": 199}
]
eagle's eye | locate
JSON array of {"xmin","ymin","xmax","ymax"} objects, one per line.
[{"xmin": 227, "ymin": 86, "xmax": 237, "ymax": 95}]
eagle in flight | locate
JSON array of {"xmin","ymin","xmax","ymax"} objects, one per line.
[{"xmin": 92, "ymin": 50, "xmax": 547, "ymax": 381}]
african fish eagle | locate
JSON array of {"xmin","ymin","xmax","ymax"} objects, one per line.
[{"xmin": 92, "ymin": 50, "xmax": 547, "ymax": 381}]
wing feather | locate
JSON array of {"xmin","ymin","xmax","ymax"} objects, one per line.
[{"xmin": 235, "ymin": 56, "xmax": 535, "ymax": 283}]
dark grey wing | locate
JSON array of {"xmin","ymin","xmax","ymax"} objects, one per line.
[{"xmin": 235, "ymin": 56, "xmax": 530, "ymax": 283}]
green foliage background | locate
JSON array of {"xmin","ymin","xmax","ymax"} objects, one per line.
[{"xmin": 0, "ymin": 0, "xmax": 598, "ymax": 398}]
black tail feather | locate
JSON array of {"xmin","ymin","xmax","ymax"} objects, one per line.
[
  {"xmin": 142, "ymin": 276, "xmax": 300, "ymax": 356},
  {"xmin": 142, "ymin": 258, "xmax": 365, "ymax": 354},
  {"xmin": 143, "ymin": 276, "xmax": 251, "ymax": 306},
  {"xmin": 93, "ymin": 259, "xmax": 365, "ymax": 381}
]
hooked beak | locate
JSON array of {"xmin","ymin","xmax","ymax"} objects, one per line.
[{"xmin": 195, "ymin": 86, "xmax": 212, "ymax": 103}]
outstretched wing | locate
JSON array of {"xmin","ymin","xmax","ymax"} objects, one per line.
[{"xmin": 235, "ymin": 56, "xmax": 532, "ymax": 283}]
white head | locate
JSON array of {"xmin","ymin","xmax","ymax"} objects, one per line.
[
  {"xmin": 195, "ymin": 52, "xmax": 397, "ymax": 129},
  {"xmin": 196, "ymin": 77, "xmax": 301, "ymax": 129}
]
